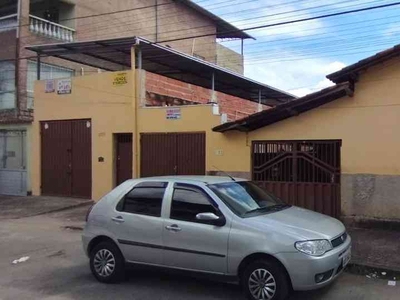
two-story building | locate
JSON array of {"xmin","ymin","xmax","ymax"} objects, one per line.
[{"xmin": 0, "ymin": 0, "xmax": 290, "ymax": 196}]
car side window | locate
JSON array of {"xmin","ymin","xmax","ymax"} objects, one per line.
[
  {"xmin": 117, "ymin": 182, "xmax": 167, "ymax": 217},
  {"xmin": 171, "ymin": 186, "xmax": 219, "ymax": 223}
]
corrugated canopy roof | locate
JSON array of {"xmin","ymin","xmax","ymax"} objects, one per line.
[
  {"xmin": 176, "ymin": 0, "xmax": 254, "ymax": 40},
  {"xmin": 26, "ymin": 37, "xmax": 294, "ymax": 106},
  {"xmin": 213, "ymin": 82, "xmax": 353, "ymax": 132}
]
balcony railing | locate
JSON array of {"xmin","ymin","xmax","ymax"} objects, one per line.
[
  {"xmin": 0, "ymin": 14, "xmax": 18, "ymax": 32},
  {"xmin": 29, "ymin": 15, "xmax": 75, "ymax": 42}
]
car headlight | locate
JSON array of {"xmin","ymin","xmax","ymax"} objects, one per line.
[{"xmin": 295, "ymin": 240, "xmax": 333, "ymax": 256}]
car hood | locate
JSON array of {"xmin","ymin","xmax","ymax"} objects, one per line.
[{"xmin": 248, "ymin": 206, "xmax": 345, "ymax": 240}]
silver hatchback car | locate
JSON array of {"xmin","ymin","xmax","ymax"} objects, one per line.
[{"xmin": 82, "ymin": 176, "xmax": 351, "ymax": 300}]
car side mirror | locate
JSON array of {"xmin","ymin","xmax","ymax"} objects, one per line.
[{"xmin": 196, "ymin": 212, "xmax": 226, "ymax": 226}]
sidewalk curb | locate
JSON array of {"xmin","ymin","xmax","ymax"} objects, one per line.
[
  {"xmin": 346, "ymin": 262, "xmax": 400, "ymax": 278},
  {"xmin": 16, "ymin": 200, "xmax": 94, "ymax": 219}
]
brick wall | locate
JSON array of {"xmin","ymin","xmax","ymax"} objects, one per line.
[{"xmin": 145, "ymin": 71, "xmax": 269, "ymax": 121}]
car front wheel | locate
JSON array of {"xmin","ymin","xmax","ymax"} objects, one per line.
[
  {"xmin": 90, "ymin": 241, "xmax": 125, "ymax": 283},
  {"xmin": 242, "ymin": 260, "xmax": 289, "ymax": 300}
]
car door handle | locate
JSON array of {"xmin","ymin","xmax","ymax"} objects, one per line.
[
  {"xmin": 112, "ymin": 216, "xmax": 125, "ymax": 223},
  {"xmin": 165, "ymin": 224, "xmax": 181, "ymax": 232}
]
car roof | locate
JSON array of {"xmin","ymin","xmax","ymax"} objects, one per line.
[{"xmin": 127, "ymin": 175, "xmax": 248, "ymax": 185}]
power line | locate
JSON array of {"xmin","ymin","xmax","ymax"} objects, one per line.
[
  {"xmin": 156, "ymin": 1, "xmax": 400, "ymax": 44},
  {"xmin": 67, "ymin": 0, "xmax": 380, "ymax": 43}
]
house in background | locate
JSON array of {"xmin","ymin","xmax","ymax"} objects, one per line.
[
  {"xmin": 0, "ymin": 0, "xmax": 286, "ymax": 196},
  {"xmin": 212, "ymin": 44, "xmax": 400, "ymax": 223}
]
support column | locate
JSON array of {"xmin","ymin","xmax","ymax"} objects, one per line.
[
  {"xmin": 258, "ymin": 89, "xmax": 262, "ymax": 112},
  {"xmin": 211, "ymin": 72, "xmax": 217, "ymax": 103},
  {"xmin": 241, "ymin": 38, "xmax": 244, "ymax": 73},
  {"xmin": 36, "ymin": 54, "xmax": 41, "ymax": 80},
  {"xmin": 131, "ymin": 46, "xmax": 139, "ymax": 179}
]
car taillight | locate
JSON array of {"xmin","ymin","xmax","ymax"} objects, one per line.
[{"xmin": 85, "ymin": 204, "xmax": 95, "ymax": 222}]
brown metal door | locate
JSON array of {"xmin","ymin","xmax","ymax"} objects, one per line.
[
  {"xmin": 176, "ymin": 133, "xmax": 206, "ymax": 175},
  {"xmin": 140, "ymin": 132, "xmax": 205, "ymax": 177},
  {"xmin": 116, "ymin": 133, "xmax": 133, "ymax": 185},
  {"xmin": 252, "ymin": 140, "xmax": 341, "ymax": 217},
  {"xmin": 41, "ymin": 119, "xmax": 92, "ymax": 198},
  {"xmin": 41, "ymin": 121, "xmax": 72, "ymax": 197},
  {"xmin": 71, "ymin": 120, "xmax": 92, "ymax": 198}
]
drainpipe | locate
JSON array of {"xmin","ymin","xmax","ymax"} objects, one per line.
[{"xmin": 15, "ymin": 0, "xmax": 22, "ymax": 114}]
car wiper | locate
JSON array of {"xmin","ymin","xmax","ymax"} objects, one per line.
[
  {"xmin": 244, "ymin": 204, "xmax": 291, "ymax": 215},
  {"xmin": 269, "ymin": 203, "xmax": 291, "ymax": 210},
  {"xmin": 244, "ymin": 206, "xmax": 273, "ymax": 215}
]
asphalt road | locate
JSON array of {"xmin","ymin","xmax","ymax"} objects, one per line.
[{"xmin": 0, "ymin": 207, "xmax": 398, "ymax": 300}]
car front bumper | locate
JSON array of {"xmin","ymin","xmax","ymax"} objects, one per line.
[{"xmin": 275, "ymin": 235, "xmax": 352, "ymax": 291}]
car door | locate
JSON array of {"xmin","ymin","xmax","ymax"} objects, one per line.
[
  {"xmin": 110, "ymin": 181, "xmax": 167, "ymax": 265},
  {"xmin": 163, "ymin": 183, "xmax": 230, "ymax": 274}
]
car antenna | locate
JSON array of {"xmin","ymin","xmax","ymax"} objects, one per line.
[{"xmin": 212, "ymin": 165, "xmax": 236, "ymax": 181}]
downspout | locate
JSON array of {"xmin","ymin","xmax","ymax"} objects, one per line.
[{"xmin": 15, "ymin": 0, "xmax": 22, "ymax": 116}]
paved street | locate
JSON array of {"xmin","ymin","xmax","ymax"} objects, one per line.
[{"xmin": 0, "ymin": 207, "xmax": 398, "ymax": 300}]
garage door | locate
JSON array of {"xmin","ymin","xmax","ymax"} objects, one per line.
[
  {"xmin": 140, "ymin": 132, "xmax": 205, "ymax": 177},
  {"xmin": 252, "ymin": 140, "xmax": 341, "ymax": 217},
  {"xmin": 41, "ymin": 119, "xmax": 91, "ymax": 198}
]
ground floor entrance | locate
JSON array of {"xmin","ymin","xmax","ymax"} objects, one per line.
[
  {"xmin": 252, "ymin": 140, "xmax": 341, "ymax": 217},
  {"xmin": 40, "ymin": 119, "xmax": 92, "ymax": 198},
  {"xmin": 140, "ymin": 132, "xmax": 206, "ymax": 177},
  {"xmin": 115, "ymin": 133, "xmax": 133, "ymax": 186},
  {"xmin": 0, "ymin": 129, "xmax": 27, "ymax": 196}
]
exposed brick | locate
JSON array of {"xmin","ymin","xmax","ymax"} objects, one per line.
[{"xmin": 145, "ymin": 71, "xmax": 269, "ymax": 121}]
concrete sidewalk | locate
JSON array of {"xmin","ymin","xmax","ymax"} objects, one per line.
[
  {"xmin": 348, "ymin": 227, "xmax": 400, "ymax": 272},
  {"xmin": 0, "ymin": 195, "xmax": 93, "ymax": 220}
]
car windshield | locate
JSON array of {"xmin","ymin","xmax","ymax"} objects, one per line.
[{"xmin": 208, "ymin": 181, "xmax": 290, "ymax": 217}]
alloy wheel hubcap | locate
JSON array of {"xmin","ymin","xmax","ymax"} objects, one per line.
[
  {"xmin": 248, "ymin": 268, "xmax": 276, "ymax": 300},
  {"xmin": 94, "ymin": 249, "xmax": 115, "ymax": 277}
]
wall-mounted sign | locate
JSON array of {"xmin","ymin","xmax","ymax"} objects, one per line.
[
  {"xmin": 57, "ymin": 79, "xmax": 72, "ymax": 94},
  {"xmin": 166, "ymin": 107, "xmax": 181, "ymax": 120},
  {"xmin": 45, "ymin": 80, "xmax": 55, "ymax": 93},
  {"xmin": 113, "ymin": 72, "xmax": 128, "ymax": 86}
]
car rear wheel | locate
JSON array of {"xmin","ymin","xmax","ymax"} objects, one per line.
[
  {"xmin": 90, "ymin": 241, "xmax": 125, "ymax": 283},
  {"xmin": 242, "ymin": 260, "xmax": 289, "ymax": 300}
]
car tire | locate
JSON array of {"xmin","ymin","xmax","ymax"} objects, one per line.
[
  {"xmin": 242, "ymin": 260, "xmax": 290, "ymax": 300},
  {"xmin": 90, "ymin": 241, "xmax": 125, "ymax": 283}
]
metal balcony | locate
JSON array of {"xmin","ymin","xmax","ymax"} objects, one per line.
[{"xmin": 29, "ymin": 15, "xmax": 75, "ymax": 42}]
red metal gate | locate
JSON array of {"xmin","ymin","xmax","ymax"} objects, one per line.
[
  {"xmin": 116, "ymin": 133, "xmax": 133, "ymax": 185},
  {"xmin": 41, "ymin": 119, "xmax": 92, "ymax": 198},
  {"xmin": 140, "ymin": 132, "xmax": 205, "ymax": 177},
  {"xmin": 252, "ymin": 140, "xmax": 341, "ymax": 217}
]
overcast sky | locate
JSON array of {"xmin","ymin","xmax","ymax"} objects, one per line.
[{"xmin": 194, "ymin": 0, "xmax": 400, "ymax": 96}]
